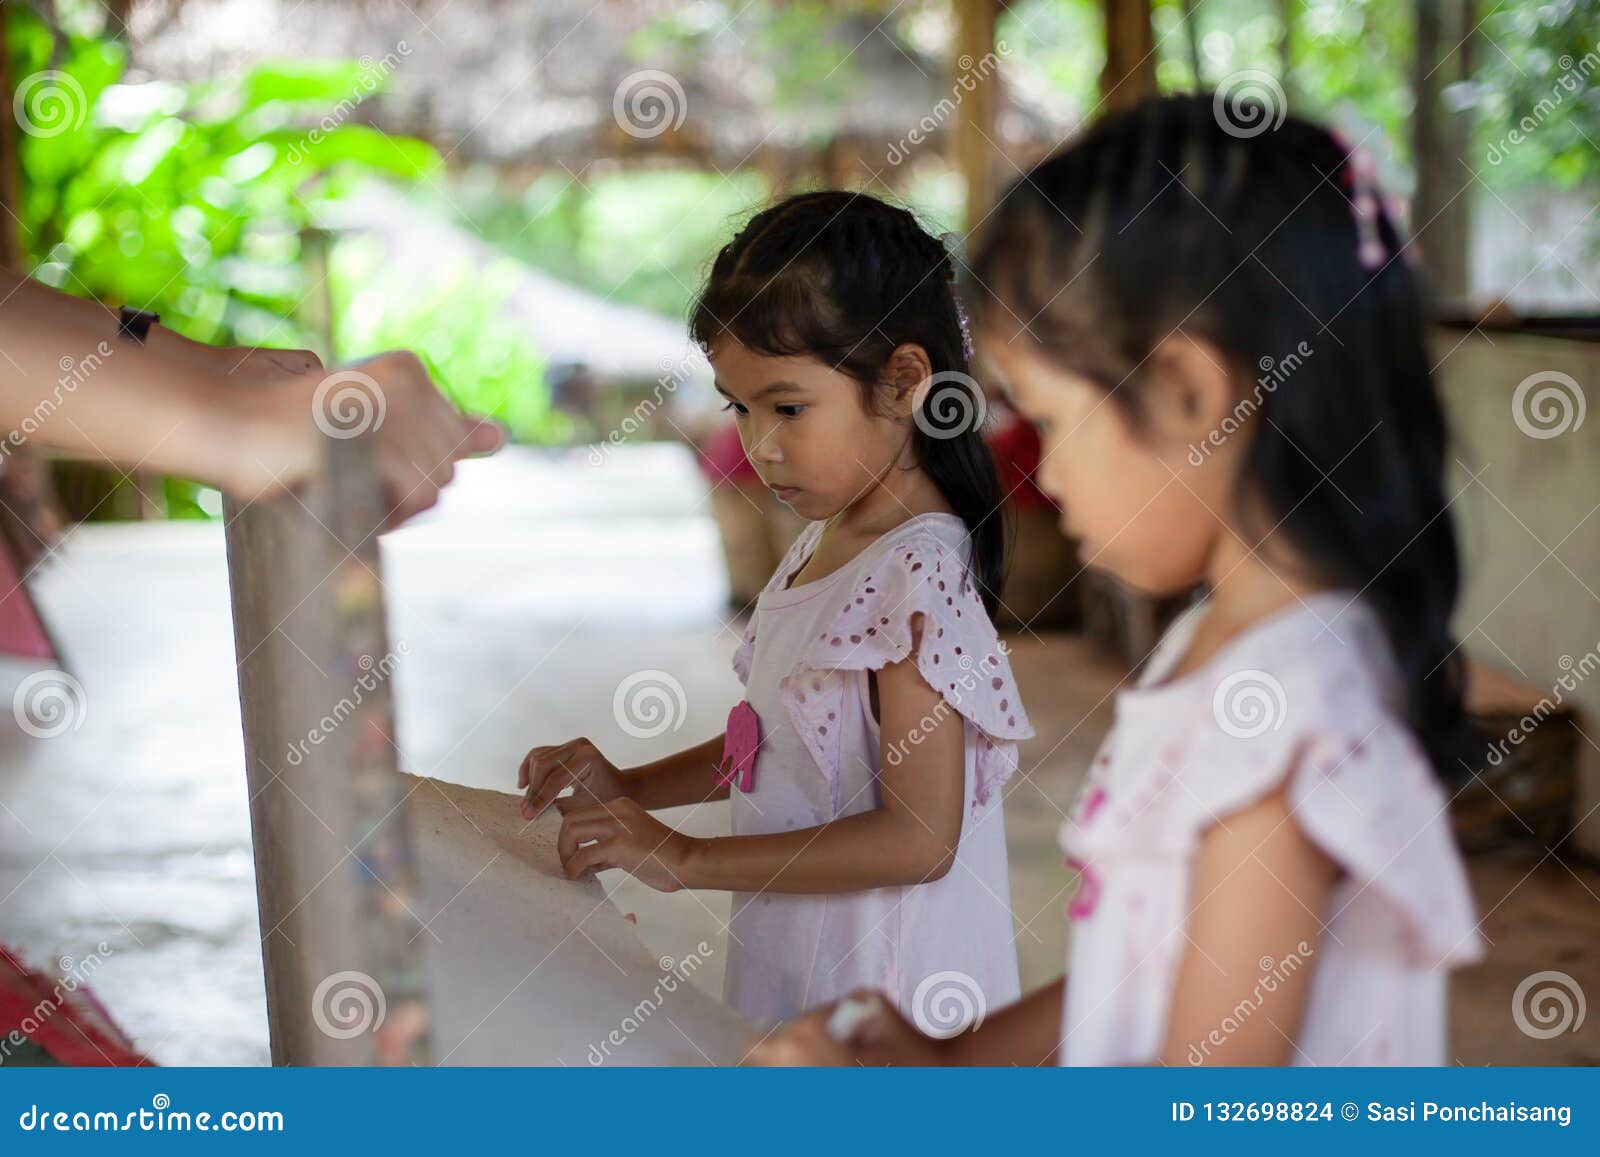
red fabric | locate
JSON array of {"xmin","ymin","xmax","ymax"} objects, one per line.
[
  {"xmin": 0, "ymin": 942, "xmax": 150, "ymax": 1066},
  {"xmin": 695, "ymin": 423, "xmax": 760, "ymax": 485},
  {"xmin": 0, "ymin": 538, "xmax": 57, "ymax": 661},
  {"xmin": 696, "ymin": 412, "xmax": 1057, "ymax": 510},
  {"xmin": 987, "ymin": 409, "xmax": 1056, "ymax": 511}
]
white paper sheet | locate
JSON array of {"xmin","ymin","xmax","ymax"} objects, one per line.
[{"xmin": 403, "ymin": 775, "xmax": 753, "ymax": 1065}]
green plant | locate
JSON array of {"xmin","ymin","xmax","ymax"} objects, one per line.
[
  {"xmin": 329, "ymin": 233, "xmax": 563, "ymax": 445},
  {"xmin": 6, "ymin": 4, "xmax": 437, "ymax": 348}
]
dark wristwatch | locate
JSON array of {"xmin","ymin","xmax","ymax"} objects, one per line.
[{"xmin": 117, "ymin": 306, "xmax": 159, "ymax": 345}]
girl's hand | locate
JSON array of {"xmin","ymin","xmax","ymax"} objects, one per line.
[
  {"xmin": 742, "ymin": 989, "xmax": 952, "ymax": 1067},
  {"xmin": 519, "ymin": 736, "xmax": 629, "ymax": 819},
  {"xmin": 556, "ymin": 798, "xmax": 695, "ymax": 893}
]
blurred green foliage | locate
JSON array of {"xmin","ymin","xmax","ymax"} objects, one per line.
[
  {"xmin": 1475, "ymin": 0, "xmax": 1600, "ymax": 188},
  {"xmin": 329, "ymin": 233, "xmax": 564, "ymax": 444},
  {"xmin": 455, "ymin": 0, "xmax": 1593, "ymax": 332},
  {"xmin": 450, "ymin": 166, "xmax": 769, "ymax": 322},
  {"xmin": 5, "ymin": 3, "xmax": 436, "ymax": 347},
  {"xmin": 4, "ymin": 2, "xmax": 558, "ymax": 514},
  {"xmin": 8, "ymin": 0, "xmax": 1592, "ymax": 518}
]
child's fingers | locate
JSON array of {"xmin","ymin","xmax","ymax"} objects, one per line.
[
  {"xmin": 521, "ymin": 782, "xmax": 565, "ymax": 820},
  {"xmin": 825, "ymin": 988, "xmax": 888, "ymax": 1045},
  {"xmin": 563, "ymin": 839, "xmax": 615, "ymax": 879},
  {"xmin": 557, "ymin": 801, "xmax": 612, "ymax": 825},
  {"xmin": 516, "ymin": 746, "xmax": 553, "ymax": 790},
  {"xmin": 744, "ymin": 1018, "xmax": 842, "ymax": 1066},
  {"xmin": 518, "ymin": 743, "xmax": 564, "ymax": 791},
  {"xmin": 521, "ymin": 746, "xmax": 585, "ymax": 817},
  {"xmin": 557, "ymin": 816, "xmax": 615, "ymax": 865}
]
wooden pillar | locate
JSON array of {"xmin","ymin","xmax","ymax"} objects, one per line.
[
  {"xmin": 953, "ymin": 0, "xmax": 1000, "ymax": 224},
  {"xmin": 1275, "ymin": 0, "xmax": 1296, "ymax": 102},
  {"xmin": 1413, "ymin": 0, "xmax": 1476, "ymax": 310},
  {"xmin": 0, "ymin": 9, "xmax": 24, "ymax": 272},
  {"xmin": 223, "ymin": 431, "xmax": 431, "ymax": 1065},
  {"xmin": 1099, "ymin": 0, "xmax": 1158, "ymax": 113},
  {"xmin": 1178, "ymin": 0, "xmax": 1205, "ymax": 88}
]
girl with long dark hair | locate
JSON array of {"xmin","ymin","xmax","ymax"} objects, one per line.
[
  {"xmin": 750, "ymin": 96, "xmax": 1483, "ymax": 1066},
  {"xmin": 519, "ymin": 191, "xmax": 1033, "ymax": 1027}
]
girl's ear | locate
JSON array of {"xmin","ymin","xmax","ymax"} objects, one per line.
[
  {"xmin": 1144, "ymin": 333, "xmax": 1238, "ymax": 456},
  {"xmin": 883, "ymin": 343, "xmax": 934, "ymax": 417}
]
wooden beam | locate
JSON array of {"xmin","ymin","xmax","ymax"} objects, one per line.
[
  {"xmin": 0, "ymin": 8, "xmax": 24, "ymax": 272},
  {"xmin": 1412, "ymin": 0, "xmax": 1475, "ymax": 308},
  {"xmin": 953, "ymin": 0, "xmax": 1000, "ymax": 223},
  {"xmin": 1099, "ymin": 0, "xmax": 1158, "ymax": 113},
  {"xmin": 223, "ymin": 431, "xmax": 431, "ymax": 1065}
]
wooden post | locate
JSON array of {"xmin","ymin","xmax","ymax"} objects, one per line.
[
  {"xmin": 223, "ymin": 430, "xmax": 431, "ymax": 1065},
  {"xmin": 1099, "ymin": 0, "xmax": 1158, "ymax": 113},
  {"xmin": 1412, "ymin": 0, "xmax": 1475, "ymax": 310},
  {"xmin": 0, "ymin": 10, "xmax": 23, "ymax": 273},
  {"xmin": 953, "ymin": 0, "xmax": 1000, "ymax": 224},
  {"xmin": 1178, "ymin": 0, "xmax": 1205, "ymax": 88},
  {"xmin": 1275, "ymin": 0, "xmax": 1296, "ymax": 104}
]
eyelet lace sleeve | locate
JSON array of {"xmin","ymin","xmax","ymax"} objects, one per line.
[{"xmin": 777, "ymin": 529, "xmax": 1033, "ymax": 808}]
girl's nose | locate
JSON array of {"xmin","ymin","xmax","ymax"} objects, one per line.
[{"xmin": 746, "ymin": 432, "xmax": 782, "ymax": 465}]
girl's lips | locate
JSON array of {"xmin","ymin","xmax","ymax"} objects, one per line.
[{"xmin": 770, "ymin": 484, "xmax": 801, "ymax": 497}]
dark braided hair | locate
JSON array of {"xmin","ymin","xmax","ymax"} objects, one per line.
[
  {"xmin": 691, "ymin": 190, "xmax": 1010, "ymax": 619},
  {"xmin": 968, "ymin": 93, "xmax": 1473, "ymax": 780}
]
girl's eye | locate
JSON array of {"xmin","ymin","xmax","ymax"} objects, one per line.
[
  {"xmin": 776, "ymin": 404, "xmax": 805, "ymax": 419},
  {"xmin": 720, "ymin": 400, "xmax": 747, "ymax": 416}
]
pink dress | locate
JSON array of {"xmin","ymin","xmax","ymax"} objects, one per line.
[
  {"xmin": 726, "ymin": 513, "xmax": 1033, "ymax": 1027},
  {"xmin": 1057, "ymin": 591, "xmax": 1485, "ymax": 1065}
]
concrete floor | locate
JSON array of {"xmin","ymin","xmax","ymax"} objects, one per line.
[{"xmin": 0, "ymin": 443, "xmax": 1594, "ymax": 1065}]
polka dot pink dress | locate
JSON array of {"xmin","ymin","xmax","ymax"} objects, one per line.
[
  {"xmin": 726, "ymin": 513, "xmax": 1032, "ymax": 1027},
  {"xmin": 1056, "ymin": 591, "xmax": 1485, "ymax": 1065}
]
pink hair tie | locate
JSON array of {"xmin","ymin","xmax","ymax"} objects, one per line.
[{"xmin": 1329, "ymin": 129, "xmax": 1388, "ymax": 272}]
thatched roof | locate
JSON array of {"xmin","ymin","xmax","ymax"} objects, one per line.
[{"xmin": 126, "ymin": 0, "xmax": 1076, "ymax": 170}]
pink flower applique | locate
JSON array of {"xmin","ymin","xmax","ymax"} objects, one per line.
[
  {"xmin": 1063, "ymin": 787, "xmax": 1108, "ymax": 919},
  {"xmin": 717, "ymin": 700, "xmax": 761, "ymax": 792},
  {"xmin": 1064, "ymin": 857, "xmax": 1102, "ymax": 920},
  {"xmin": 1081, "ymin": 786, "xmax": 1108, "ymax": 823}
]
